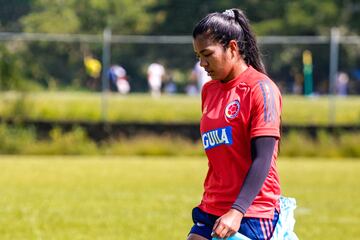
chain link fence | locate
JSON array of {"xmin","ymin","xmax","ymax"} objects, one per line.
[
  {"xmin": 0, "ymin": 30, "xmax": 359, "ymax": 94},
  {"xmin": 0, "ymin": 30, "xmax": 360, "ymax": 122}
]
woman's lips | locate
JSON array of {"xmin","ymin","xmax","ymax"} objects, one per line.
[{"xmin": 206, "ymin": 70, "xmax": 214, "ymax": 76}]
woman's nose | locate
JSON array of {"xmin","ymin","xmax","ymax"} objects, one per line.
[{"xmin": 199, "ymin": 58, "xmax": 208, "ymax": 67}]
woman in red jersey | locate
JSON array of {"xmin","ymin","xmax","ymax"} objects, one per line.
[{"xmin": 187, "ymin": 8, "xmax": 284, "ymax": 240}]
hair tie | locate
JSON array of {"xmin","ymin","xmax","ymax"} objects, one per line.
[{"xmin": 222, "ymin": 9, "xmax": 235, "ymax": 18}]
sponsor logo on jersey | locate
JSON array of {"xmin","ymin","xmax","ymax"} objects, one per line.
[
  {"xmin": 202, "ymin": 126, "xmax": 233, "ymax": 150},
  {"xmin": 225, "ymin": 100, "xmax": 240, "ymax": 119}
]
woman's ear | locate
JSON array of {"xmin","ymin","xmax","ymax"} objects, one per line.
[{"xmin": 228, "ymin": 40, "xmax": 239, "ymax": 58}]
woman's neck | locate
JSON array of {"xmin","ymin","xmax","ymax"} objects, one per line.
[{"xmin": 221, "ymin": 61, "xmax": 249, "ymax": 83}]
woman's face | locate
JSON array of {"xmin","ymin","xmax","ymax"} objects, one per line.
[{"xmin": 193, "ymin": 33, "xmax": 235, "ymax": 82}]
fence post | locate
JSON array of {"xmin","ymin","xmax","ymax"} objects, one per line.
[
  {"xmin": 0, "ymin": 52, "xmax": 2, "ymax": 91},
  {"xmin": 328, "ymin": 27, "xmax": 340, "ymax": 124},
  {"xmin": 101, "ymin": 28, "xmax": 111, "ymax": 122}
]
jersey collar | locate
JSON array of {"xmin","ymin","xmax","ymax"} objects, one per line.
[{"xmin": 220, "ymin": 65, "xmax": 253, "ymax": 90}]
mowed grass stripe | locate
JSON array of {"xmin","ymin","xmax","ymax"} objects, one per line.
[
  {"xmin": 0, "ymin": 156, "xmax": 359, "ymax": 239},
  {"xmin": 0, "ymin": 92, "xmax": 360, "ymax": 124}
]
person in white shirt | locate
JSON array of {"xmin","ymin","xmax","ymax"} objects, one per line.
[{"xmin": 147, "ymin": 62, "xmax": 165, "ymax": 97}]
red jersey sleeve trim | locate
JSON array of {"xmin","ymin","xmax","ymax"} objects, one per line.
[{"xmin": 250, "ymin": 127, "xmax": 280, "ymax": 139}]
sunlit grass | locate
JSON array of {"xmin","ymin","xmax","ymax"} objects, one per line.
[
  {"xmin": 0, "ymin": 156, "xmax": 359, "ymax": 239},
  {"xmin": 282, "ymin": 95, "xmax": 360, "ymax": 125},
  {"xmin": 0, "ymin": 92, "xmax": 359, "ymax": 124}
]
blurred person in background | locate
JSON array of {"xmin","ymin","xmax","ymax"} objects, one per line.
[
  {"xmin": 147, "ymin": 62, "xmax": 165, "ymax": 97},
  {"xmin": 188, "ymin": 8, "xmax": 297, "ymax": 240},
  {"xmin": 185, "ymin": 70, "xmax": 199, "ymax": 96},
  {"xmin": 336, "ymin": 71, "xmax": 349, "ymax": 96},
  {"xmin": 191, "ymin": 61, "xmax": 212, "ymax": 93},
  {"xmin": 290, "ymin": 66, "xmax": 303, "ymax": 95},
  {"xmin": 163, "ymin": 71, "xmax": 177, "ymax": 95},
  {"xmin": 185, "ymin": 82, "xmax": 199, "ymax": 96},
  {"xmin": 83, "ymin": 55, "xmax": 102, "ymax": 90},
  {"xmin": 108, "ymin": 65, "xmax": 130, "ymax": 94}
]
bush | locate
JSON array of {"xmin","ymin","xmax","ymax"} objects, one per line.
[
  {"xmin": 25, "ymin": 127, "xmax": 98, "ymax": 155},
  {"xmin": 280, "ymin": 131, "xmax": 317, "ymax": 157},
  {"xmin": 0, "ymin": 123, "xmax": 36, "ymax": 154},
  {"xmin": 102, "ymin": 135, "xmax": 203, "ymax": 156},
  {"xmin": 339, "ymin": 133, "xmax": 360, "ymax": 157},
  {"xmin": 0, "ymin": 124, "xmax": 359, "ymax": 158},
  {"xmin": 280, "ymin": 130, "xmax": 360, "ymax": 158},
  {"xmin": 0, "ymin": 124, "xmax": 98, "ymax": 155}
]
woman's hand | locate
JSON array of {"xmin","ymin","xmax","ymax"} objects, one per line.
[{"xmin": 211, "ymin": 209, "xmax": 244, "ymax": 239}]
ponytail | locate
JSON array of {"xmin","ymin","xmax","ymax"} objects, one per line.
[
  {"xmin": 193, "ymin": 8, "xmax": 266, "ymax": 74},
  {"xmin": 232, "ymin": 9, "xmax": 266, "ymax": 74}
]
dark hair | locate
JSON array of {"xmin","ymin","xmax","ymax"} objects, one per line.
[{"xmin": 192, "ymin": 8, "xmax": 266, "ymax": 74}]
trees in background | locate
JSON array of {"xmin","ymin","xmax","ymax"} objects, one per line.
[{"xmin": 0, "ymin": 0, "xmax": 359, "ymax": 92}]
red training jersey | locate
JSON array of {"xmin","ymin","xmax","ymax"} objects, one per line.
[{"xmin": 198, "ymin": 66, "xmax": 282, "ymax": 219}]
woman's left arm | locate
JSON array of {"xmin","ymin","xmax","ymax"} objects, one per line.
[
  {"xmin": 232, "ymin": 136, "xmax": 276, "ymax": 213},
  {"xmin": 212, "ymin": 136, "xmax": 276, "ymax": 239}
]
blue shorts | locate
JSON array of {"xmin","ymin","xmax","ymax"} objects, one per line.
[{"xmin": 189, "ymin": 207, "xmax": 279, "ymax": 240}]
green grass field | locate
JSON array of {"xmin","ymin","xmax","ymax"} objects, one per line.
[
  {"xmin": 1, "ymin": 92, "xmax": 360, "ymax": 124},
  {"xmin": 0, "ymin": 156, "xmax": 359, "ymax": 239}
]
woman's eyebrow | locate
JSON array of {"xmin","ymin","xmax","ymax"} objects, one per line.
[
  {"xmin": 199, "ymin": 49, "xmax": 210, "ymax": 54},
  {"xmin": 194, "ymin": 48, "xmax": 211, "ymax": 55}
]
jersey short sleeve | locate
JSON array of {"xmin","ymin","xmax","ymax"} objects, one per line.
[{"xmin": 250, "ymin": 79, "xmax": 282, "ymax": 138}]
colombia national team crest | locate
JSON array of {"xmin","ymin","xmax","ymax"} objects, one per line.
[{"xmin": 225, "ymin": 100, "xmax": 240, "ymax": 119}]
